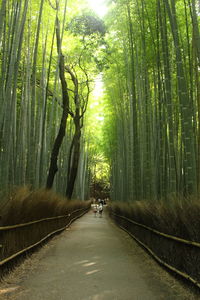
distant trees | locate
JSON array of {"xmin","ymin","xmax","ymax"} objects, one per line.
[
  {"xmin": 65, "ymin": 64, "xmax": 90, "ymax": 198},
  {"xmin": 65, "ymin": 14, "xmax": 106, "ymax": 198}
]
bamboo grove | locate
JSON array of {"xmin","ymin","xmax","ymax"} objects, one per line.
[
  {"xmin": 0, "ymin": 0, "xmax": 200, "ymax": 204},
  {"xmin": 102, "ymin": 0, "xmax": 200, "ymax": 202},
  {"xmin": 0, "ymin": 0, "xmax": 103, "ymax": 200}
]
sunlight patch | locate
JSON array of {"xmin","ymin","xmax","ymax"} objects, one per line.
[
  {"xmin": 86, "ymin": 269, "xmax": 99, "ymax": 275},
  {"xmin": 0, "ymin": 286, "xmax": 20, "ymax": 295},
  {"xmin": 83, "ymin": 262, "xmax": 97, "ymax": 267},
  {"xmin": 87, "ymin": 0, "xmax": 108, "ymax": 17}
]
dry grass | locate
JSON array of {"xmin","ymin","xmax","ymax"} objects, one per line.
[
  {"xmin": 109, "ymin": 199, "xmax": 200, "ymax": 242},
  {"xmin": 0, "ymin": 186, "xmax": 91, "ymax": 275},
  {"xmin": 0, "ymin": 186, "xmax": 90, "ymax": 226}
]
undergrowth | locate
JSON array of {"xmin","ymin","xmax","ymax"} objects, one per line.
[
  {"xmin": 0, "ymin": 186, "xmax": 91, "ymax": 275},
  {"xmin": 0, "ymin": 186, "xmax": 90, "ymax": 226},
  {"xmin": 109, "ymin": 199, "xmax": 200, "ymax": 242}
]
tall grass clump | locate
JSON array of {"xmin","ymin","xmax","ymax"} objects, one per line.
[
  {"xmin": 0, "ymin": 186, "xmax": 90, "ymax": 226},
  {"xmin": 109, "ymin": 199, "xmax": 200, "ymax": 242}
]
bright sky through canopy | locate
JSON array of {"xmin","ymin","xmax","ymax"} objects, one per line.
[
  {"xmin": 90, "ymin": 75, "xmax": 104, "ymax": 121},
  {"xmin": 93, "ymin": 75, "xmax": 104, "ymax": 99},
  {"xmin": 87, "ymin": 0, "xmax": 108, "ymax": 17}
]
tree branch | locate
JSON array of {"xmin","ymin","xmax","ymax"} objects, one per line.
[{"xmin": 48, "ymin": 0, "xmax": 57, "ymax": 10}]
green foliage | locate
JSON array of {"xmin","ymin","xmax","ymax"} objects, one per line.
[
  {"xmin": 68, "ymin": 14, "xmax": 106, "ymax": 37},
  {"xmin": 100, "ymin": 0, "xmax": 200, "ymax": 202},
  {"xmin": 1, "ymin": 0, "xmax": 199, "ymax": 203}
]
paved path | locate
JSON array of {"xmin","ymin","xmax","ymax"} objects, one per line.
[{"xmin": 0, "ymin": 209, "xmax": 198, "ymax": 300}]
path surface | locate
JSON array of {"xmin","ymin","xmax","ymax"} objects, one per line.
[{"xmin": 0, "ymin": 209, "xmax": 198, "ymax": 300}]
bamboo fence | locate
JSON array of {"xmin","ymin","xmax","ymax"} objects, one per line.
[
  {"xmin": 110, "ymin": 211, "xmax": 200, "ymax": 289},
  {"xmin": 0, "ymin": 206, "xmax": 90, "ymax": 269}
]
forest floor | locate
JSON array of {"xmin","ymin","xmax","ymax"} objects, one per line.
[{"xmin": 0, "ymin": 209, "xmax": 199, "ymax": 300}]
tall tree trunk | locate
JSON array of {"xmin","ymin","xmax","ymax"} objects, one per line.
[
  {"xmin": 126, "ymin": 1, "xmax": 140, "ymax": 200},
  {"xmin": 46, "ymin": 15, "xmax": 69, "ymax": 189},
  {"xmin": 66, "ymin": 116, "xmax": 81, "ymax": 199},
  {"xmin": 0, "ymin": 0, "xmax": 6, "ymax": 44},
  {"xmin": 158, "ymin": 0, "xmax": 177, "ymax": 195},
  {"xmin": 189, "ymin": 0, "xmax": 200, "ymax": 65}
]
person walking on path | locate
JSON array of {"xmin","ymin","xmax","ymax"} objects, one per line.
[
  {"xmin": 98, "ymin": 198, "xmax": 104, "ymax": 206},
  {"xmin": 93, "ymin": 204, "xmax": 98, "ymax": 217},
  {"xmin": 98, "ymin": 203, "xmax": 103, "ymax": 217}
]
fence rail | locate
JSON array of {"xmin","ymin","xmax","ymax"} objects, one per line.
[
  {"xmin": 0, "ymin": 208, "xmax": 85, "ymax": 231},
  {"xmin": 0, "ymin": 207, "xmax": 90, "ymax": 269},
  {"xmin": 110, "ymin": 211, "xmax": 200, "ymax": 290},
  {"xmin": 111, "ymin": 213, "xmax": 200, "ymax": 248}
]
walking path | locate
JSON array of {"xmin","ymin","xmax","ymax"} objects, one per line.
[{"xmin": 0, "ymin": 209, "xmax": 198, "ymax": 300}]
